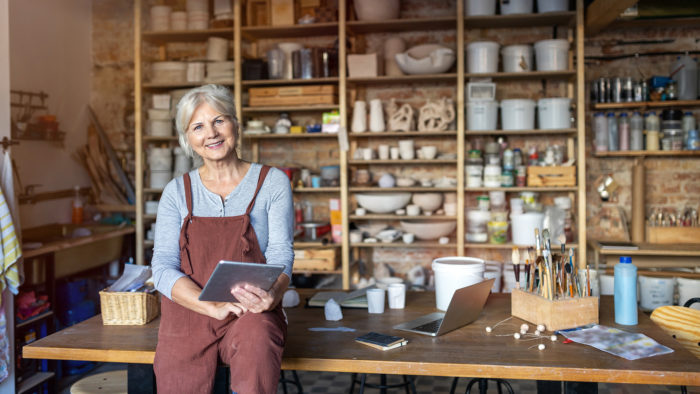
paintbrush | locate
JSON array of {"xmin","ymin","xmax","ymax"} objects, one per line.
[
  {"xmin": 527, "ymin": 247, "xmax": 535, "ymax": 292},
  {"xmin": 511, "ymin": 247, "xmax": 521, "ymax": 289}
]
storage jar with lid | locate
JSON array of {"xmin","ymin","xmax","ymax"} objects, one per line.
[
  {"xmin": 630, "ymin": 112, "xmax": 643, "ymax": 151},
  {"xmin": 618, "ymin": 112, "xmax": 630, "ymax": 151}
]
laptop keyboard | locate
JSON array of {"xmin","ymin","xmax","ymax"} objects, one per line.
[{"xmin": 412, "ymin": 318, "xmax": 443, "ymax": 333}]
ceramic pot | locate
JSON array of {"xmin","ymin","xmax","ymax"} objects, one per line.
[
  {"xmin": 354, "ymin": 0, "xmax": 400, "ymax": 21},
  {"xmin": 384, "ymin": 37, "xmax": 406, "ymax": 77},
  {"xmin": 352, "ymin": 101, "xmax": 368, "ymax": 132},
  {"xmin": 369, "ymin": 99, "xmax": 385, "ymax": 132}
]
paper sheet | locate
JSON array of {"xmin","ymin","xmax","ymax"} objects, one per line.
[{"xmin": 560, "ymin": 325, "xmax": 673, "ymax": 360}]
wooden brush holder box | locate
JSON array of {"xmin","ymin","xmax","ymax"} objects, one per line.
[{"xmin": 511, "ymin": 288, "xmax": 599, "ymax": 331}]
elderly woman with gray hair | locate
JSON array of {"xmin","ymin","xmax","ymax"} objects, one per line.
[{"xmin": 151, "ymin": 84, "xmax": 294, "ymax": 394}]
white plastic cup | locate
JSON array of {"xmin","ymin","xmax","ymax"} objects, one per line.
[
  {"xmin": 537, "ymin": 98, "xmax": 571, "ymax": 129},
  {"xmin": 677, "ymin": 277, "xmax": 700, "ymax": 310},
  {"xmin": 467, "ymin": 101, "xmax": 499, "ymax": 130},
  {"xmin": 534, "ymin": 39, "xmax": 569, "ymax": 71},
  {"xmin": 501, "ymin": 45, "xmax": 533, "ymax": 72},
  {"xmin": 510, "ymin": 212, "xmax": 544, "ymax": 246},
  {"xmin": 432, "ymin": 257, "xmax": 485, "ymax": 311},
  {"xmin": 639, "ymin": 276, "xmax": 675, "ymax": 311},
  {"xmin": 467, "ymin": 41, "xmax": 500, "ymax": 74},
  {"xmin": 500, "ymin": 99, "xmax": 535, "ymax": 130},
  {"xmin": 367, "ymin": 288, "xmax": 386, "ymax": 314},
  {"xmin": 388, "ymin": 283, "xmax": 406, "ymax": 309},
  {"xmin": 465, "ymin": 0, "xmax": 497, "ymax": 15}
]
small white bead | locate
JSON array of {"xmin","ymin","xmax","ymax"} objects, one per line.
[
  {"xmin": 537, "ymin": 324, "xmax": 546, "ymax": 332},
  {"xmin": 534, "ymin": 330, "xmax": 541, "ymax": 336},
  {"xmin": 485, "ymin": 326, "xmax": 492, "ymax": 333},
  {"xmin": 514, "ymin": 333, "xmax": 521, "ymax": 339},
  {"xmin": 550, "ymin": 335, "xmax": 557, "ymax": 342},
  {"xmin": 520, "ymin": 329, "xmax": 527, "ymax": 335},
  {"xmin": 538, "ymin": 344, "xmax": 546, "ymax": 350},
  {"xmin": 520, "ymin": 323, "xmax": 529, "ymax": 332}
]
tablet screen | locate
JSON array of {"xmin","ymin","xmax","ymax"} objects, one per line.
[{"xmin": 198, "ymin": 261, "xmax": 285, "ymax": 302}]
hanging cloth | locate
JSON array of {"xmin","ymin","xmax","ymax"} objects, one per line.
[
  {"xmin": 0, "ymin": 187, "xmax": 20, "ymax": 298},
  {"xmin": 0, "ymin": 152, "xmax": 22, "ymax": 286}
]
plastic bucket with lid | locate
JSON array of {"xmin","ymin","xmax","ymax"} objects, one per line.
[
  {"xmin": 432, "ymin": 257, "xmax": 485, "ymax": 311},
  {"xmin": 534, "ymin": 39, "xmax": 569, "ymax": 71},
  {"xmin": 467, "ymin": 41, "xmax": 500, "ymax": 74},
  {"xmin": 537, "ymin": 0, "xmax": 568, "ymax": 13},
  {"xmin": 500, "ymin": 99, "xmax": 535, "ymax": 130},
  {"xmin": 465, "ymin": 0, "xmax": 497, "ymax": 15},
  {"xmin": 510, "ymin": 212, "xmax": 544, "ymax": 245},
  {"xmin": 499, "ymin": 0, "xmax": 533, "ymax": 15},
  {"xmin": 639, "ymin": 276, "xmax": 675, "ymax": 311},
  {"xmin": 537, "ymin": 97, "xmax": 571, "ymax": 129},
  {"xmin": 467, "ymin": 101, "xmax": 499, "ymax": 130},
  {"xmin": 677, "ymin": 277, "xmax": 700, "ymax": 310},
  {"xmin": 484, "ymin": 262, "xmax": 502, "ymax": 292},
  {"xmin": 501, "ymin": 45, "xmax": 533, "ymax": 72}
]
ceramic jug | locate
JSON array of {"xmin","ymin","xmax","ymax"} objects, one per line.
[
  {"xmin": 369, "ymin": 99, "xmax": 385, "ymax": 132},
  {"xmin": 352, "ymin": 101, "xmax": 367, "ymax": 132}
]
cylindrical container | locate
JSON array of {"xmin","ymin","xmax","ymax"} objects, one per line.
[
  {"xmin": 533, "ymin": 39, "xmax": 569, "ymax": 71},
  {"xmin": 187, "ymin": 0, "xmax": 209, "ymax": 13},
  {"xmin": 465, "ymin": 0, "xmax": 497, "ymax": 15},
  {"xmin": 484, "ymin": 263, "xmax": 502, "ymax": 292},
  {"xmin": 677, "ymin": 277, "xmax": 700, "ymax": 310},
  {"xmin": 598, "ymin": 77, "xmax": 609, "ymax": 103},
  {"xmin": 467, "ymin": 41, "xmax": 500, "ymax": 74},
  {"xmin": 186, "ymin": 62, "xmax": 205, "ymax": 82},
  {"xmin": 187, "ymin": 11, "xmax": 209, "ymax": 30},
  {"xmin": 267, "ymin": 48, "xmax": 285, "ymax": 79},
  {"xmin": 671, "ymin": 55, "xmax": 698, "ymax": 101},
  {"xmin": 150, "ymin": 170, "xmax": 172, "ymax": 189},
  {"xmin": 646, "ymin": 111, "xmax": 660, "ymax": 132},
  {"xmin": 638, "ymin": 276, "xmax": 675, "ymax": 312},
  {"xmin": 600, "ymin": 273, "xmax": 614, "ymax": 295},
  {"xmin": 646, "ymin": 131, "xmax": 660, "ymax": 151},
  {"xmin": 633, "ymin": 80, "xmax": 643, "ymax": 102},
  {"xmin": 607, "ymin": 112, "xmax": 619, "ymax": 151},
  {"xmin": 537, "ymin": 0, "xmax": 568, "ymax": 12},
  {"xmin": 618, "ymin": 112, "xmax": 630, "ymax": 151},
  {"xmin": 467, "ymin": 101, "xmax": 499, "ymax": 130},
  {"xmin": 466, "ymin": 165, "xmax": 484, "ymax": 187},
  {"xmin": 594, "ymin": 112, "xmax": 608, "ymax": 153},
  {"xmin": 150, "ymin": 6, "xmax": 171, "ymax": 31},
  {"xmin": 432, "ymin": 257, "xmax": 485, "ymax": 311},
  {"xmin": 206, "ymin": 37, "xmax": 229, "ymax": 61},
  {"xmin": 682, "ymin": 111, "xmax": 696, "ymax": 135},
  {"xmin": 501, "ymin": 99, "xmax": 535, "ymax": 130},
  {"xmin": 170, "ymin": 11, "xmax": 187, "ymax": 30},
  {"xmin": 483, "ymin": 164, "xmax": 502, "ymax": 187},
  {"xmin": 537, "ymin": 97, "xmax": 571, "ymax": 129},
  {"xmin": 622, "ymin": 77, "xmax": 634, "ymax": 102},
  {"xmin": 611, "ymin": 77, "xmax": 622, "ymax": 103},
  {"xmin": 501, "ymin": 45, "xmax": 533, "ymax": 72},
  {"xmin": 510, "ymin": 212, "xmax": 544, "ymax": 246},
  {"xmin": 614, "ymin": 256, "xmax": 638, "ymax": 325},
  {"xmin": 148, "ymin": 147, "xmax": 173, "ymax": 170},
  {"xmin": 630, "ymin": 111, "xmax": 643, "ymax": 150},
  {"xmin": 499, "ymin": 0, "xmax": 533, "ymax": 15},
  {"xmin": 688, "ymin": 129, "xmax": 700, "ymax": 150},
  {"xmin": 515, "ymin": 165, "xmax": 526, "ymax": 186},
  {"xmin": 148, "ymin": 119, "xmax": 173, "ymax": 137}
]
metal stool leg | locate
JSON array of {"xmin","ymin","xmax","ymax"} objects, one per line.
[
  {"xmin": 359, "ymin": 374, "xmax": 368, "ymax": 394},
  {"xmin": 403, "ymin": 375, "xmax": 417, "ymax": 394},
  {"xmin": 349, "ymin": 373, "xmax": 358, "ymax": 394},
  {"xmin": 450, "ymin": 377, "xmax": 460, "ymax": 394}
]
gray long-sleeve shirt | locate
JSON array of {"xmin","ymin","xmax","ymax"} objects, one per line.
[{"xmin": 151, "ymin": 163, "xmax": 294, "ymax": 300}]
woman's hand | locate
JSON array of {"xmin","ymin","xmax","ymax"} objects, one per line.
[
  {"xmin": 206, "ymin": 301, "xmax": 248, "ymax": 320},
  {"xmin": 232, "ymin": 273, "xmax": 290, "ymax": 314}
]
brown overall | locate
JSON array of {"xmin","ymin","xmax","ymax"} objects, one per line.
[{"xmin": 154, "ymin": 166, "xmax": 287, "ymax": 394}]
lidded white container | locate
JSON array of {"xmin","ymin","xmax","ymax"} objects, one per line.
[
  {"xmin": 501, "ymin": 45, "xmax": 533, "ymax": 72},
  {"xmin": 467, "ymin": 41, "xmax": 500, "ymax": 74},
  {"xmin": 500, "ymin": 99, "xmax": 535, "ymax": 130},
  {"xmin": 537, "ymin": 97, "xmax": 571, "ymax": 129},
  {"xmin": 534, "ymin": 39, "xmax": 569, "ymax": 71}
]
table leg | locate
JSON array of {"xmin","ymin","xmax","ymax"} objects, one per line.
[{"xmin": 127, "ymin": 364, "xmax": 156, "ymax": 394}]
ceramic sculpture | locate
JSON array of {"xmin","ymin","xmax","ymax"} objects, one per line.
[
  {"xmin": 387, "ymin": 98, "xmax": 414, "ymax": 131},
  {"xmin": 418, "ymin": 98, "xmax": 455, "ymax": 131}
]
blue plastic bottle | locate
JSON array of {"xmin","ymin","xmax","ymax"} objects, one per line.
[{"xmin": 614, "ymin": 256, "xmax": 638, "ymax": 325}]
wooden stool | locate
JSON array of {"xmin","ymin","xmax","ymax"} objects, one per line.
[{"xmin": 70, "ymin": 370, "xmax": 127, "ymax": 394}]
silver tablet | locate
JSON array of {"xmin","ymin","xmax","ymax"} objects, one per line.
[{"xmin": 198, "ymin": 261, "xmax": 285, "ymax": 302}]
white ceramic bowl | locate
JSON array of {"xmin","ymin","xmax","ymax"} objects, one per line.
[
  {"xmin": 356, "ymin": 193, "xmax": 412, "ymax": 214},
  {"xmin": 395, "ymin": 45, "xmax": 456, "ymax": 75},
  {"xmin": 400, "ymin": 220, "xmax": 457, "ymax": 240},
  {"xmin": 412, "ymin": 193, "xmax": 444, "ymax": 213}
]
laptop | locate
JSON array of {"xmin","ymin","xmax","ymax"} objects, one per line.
[{"xmin": 393, "ymin": 278, "xmax": 495, "ymax": 337}]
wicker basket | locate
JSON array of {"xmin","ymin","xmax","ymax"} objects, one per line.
[{"xmin": 99, "ymin": 290, "xmax": 160, "ymax": 325}]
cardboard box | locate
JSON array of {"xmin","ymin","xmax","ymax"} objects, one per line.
[
  {"xmin": 270, "ymin": 0, "xmax": 294, "ymax": 26},
  {"xmin": 248, "ymin": 85, "xmax": 338, "ymax": 107},
  {"xmin": 646, "ymin": 226, "xmax": 700, "ymax": 244},
  {"xmin": 347, "ymin": 53, "xmax": 382, "ymax": 78},
  {"xmin": 511, "ymin": 288, "xmax": 599, "ymax": 331},
  {"xmin": 293, "ymin": 248, "xmax": 338, "ymax": 271}
]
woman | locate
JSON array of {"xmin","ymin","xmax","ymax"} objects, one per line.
[{"xmin": 151, "ymin": 84, "xmax": 294, "ymax": 394}]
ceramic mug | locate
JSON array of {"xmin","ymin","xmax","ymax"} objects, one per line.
[
  {"xmin": 406, "ymin": 204, "xmax": 420, "ymax": 216},
  {"xmin": 378, "ymin": 144, "xmax": 390, "ymax": 160},
  {"xmin": 402, "ymin": 232, "xmax": 415, "ymax": 244},
  {"xmin": 390, "ymin": 147, "xmax": 400, "ymax": 160},
  {"xmin": 421, "ymin": 145, "xmax": 438, "ymax": 159},
  {"xmin": 398, "ymin": 139, "xmax": 415, "ymax": 160}
]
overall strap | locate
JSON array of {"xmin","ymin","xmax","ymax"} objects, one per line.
[
  {"xmin": 183, "ymin": 172, "xmax": 194, "ymax": 216},
  {"xmin": 245, "ymin": 165, "xmax": 271, "ymax": 215}
]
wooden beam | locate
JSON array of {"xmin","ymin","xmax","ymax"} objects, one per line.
[{"xmin": 585, "ymin": 0, "xmax": 638, "ymax": 35}]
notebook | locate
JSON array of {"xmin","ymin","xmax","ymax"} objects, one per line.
[{"xmin": 393, "ymin": 278, "xmax": 495, "ymax": 337}]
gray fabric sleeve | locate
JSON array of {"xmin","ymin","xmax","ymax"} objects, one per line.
[
  {"xmin": 151, "ymin": 178, "xmax": 187, "ymax": 300},
  {"xmin": 261, "ymin": 168, "xmax": 295, "ymax": 279}
]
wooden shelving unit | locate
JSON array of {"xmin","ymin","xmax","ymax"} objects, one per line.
[
  {"xmin": 347, "ymin": 73, "xmax": 457, "ymax": 84},
  {"xmin": 350, "ymin": 215, "xmax": 457, "ymax": 221},
  {"xmin": 464, "ymin": 11, "xmax": 576, "ymax": 28},
  {"xmin": 243, "ymin": 132, "xmax": 338, "ymax": 139},
  {"xmin": 241, "ymin": 22, "xmax": 338, "ymax": 39},
  {"xmin": 594, "ymin": 150, "xmax": 700, "ymax": 158},
  {"xmin": 592, "ymin": 100, "xmax": 700, "ymax": 110},
  {"xmin": 350, "ymin": 130, "xmax": 458, "ymax": 137},
  {"xmin": 346, "ymin": 16, "xmax": 457, "ymax": 33},
  {"xmin": 465, "ymin": 128, "xmax": 577, "ymax": 136},
  {"xmin": 350, "ymin": 186, "xmax": 457, "ymax": 192},
  {"xmin": 242, "ymin": 77, "xmax": 339, "ymax": 86},
  {"xmin": 465, "ymin": 186, "xmax": 579, "ymax": 192},
  {"xmin": 241, "ymin": 105, "xmax": 339, "ymax": 113},
  {"xmin": 348, "ymin": 159, "xmax": 458, "ymax": 165}
]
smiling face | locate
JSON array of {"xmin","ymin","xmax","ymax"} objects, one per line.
[{"xmin": 186, "ymin": 101, "xmax": 238, "ymax": 164}]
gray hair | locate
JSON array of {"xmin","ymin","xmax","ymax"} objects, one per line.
[{"xmin": 175, "ymin": 84, "xmax": 239, "ymax": 158}]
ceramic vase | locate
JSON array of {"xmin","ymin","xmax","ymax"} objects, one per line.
[
  {"xmin": 369, "ymin": 99, "xmax": 385, "ymax": 132},
  {"xmin": 384, "ymin": 37, "xmax": 406, "ymax": 77},
  {"xmin": 354, "ymin": 0, "xmax": 400, "ymax": 21},
  {"xmin": 352, "ymin": 101, "xmax": 367, "ymax": 132}
]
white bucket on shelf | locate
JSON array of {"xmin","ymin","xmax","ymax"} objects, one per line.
[
  {"xmin": 150, "ymin": 5, "xmax": 171, "ymax": 31},
  {"xmin": 537, "ymin": 0, "xmax": 568, "ymax": 13},
  {"xmin": 499, "ymin": 0, "xmax": 533, "ymax": 15},
  {"xmin": 467, "ymin": 41, "xmax": 500, "ymax": 74},
  {"xmin": 467, "ymin": 101, "xmax": 499, "ymax": 130},
  {"xmin": 432, "ymin": 257, "xmax": 485, "ymax": 311},
  {"xmin": 207, "ymin": 37, "xmax": 229, "ymax": 62},
  {"xmin": 148, "ymin": 147, "xmax": 173, "ymax": 170},
  {"xmin": 537, "ymin": 97, "xmax": 571, "ymax": 129},
  {"xmin": 534, "ymin": 39, "xmax": 569, "ymax": 71},
  {"xmin": 465, "ymin": 0, "xmax": 497, "ymax": 15},
  {"xmin": 639, "ymin": 275, "xmax": 675, "ymax": 312},
  {"xmin": 148, "ymin": 109, "xmax": 171, "ymax": 120},
  {"xmin": 677, "ymin": 277, "xmax": 700, "ymax": 310},
  {"xmin": 510, "ymin": 212, "xmax": 544, "ymax": 246},
  {"xmin": 500, "ymin": 99, "xmax": 535, "ymax": 130},
  {"xmin": 149, "ymin": 119, "xmax": 173, "ymax": 137},
  {"xmin": 149, "ymin": 170, "xmax": 172, "ymax": 189},
  {"xmin": 600, "ymin": 274, "xmax": 614, "ymax": 295},
  {"xmin": 501, "ymin": 45, "xmax": 533, "ymax": 73}
]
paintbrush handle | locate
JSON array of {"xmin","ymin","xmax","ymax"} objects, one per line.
[{"xmin": 514, "ymin": 264, "xmax": 520, "ymax": 287}]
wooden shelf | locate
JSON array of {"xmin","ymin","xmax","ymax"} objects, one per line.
[
  {"xmin": 351, "ymin": 241, "xmax": 457, "ymax": 248},
  {"xmin": 293, "ymin": 187, "xmax": 340, "ymax": 193},
  {"xmin": 347, "ymin": 73, "xmax": 457, "ymax": 84},
  {"xmin": 594, "ymin": 150, "xmax": 700, "ymax": 158},
  {"xmin": 144, "ymin": 188, "xmax": 164, "ymax": 194},
  {"xmin": 351, "ymin": 186, "xmax": 457, "ymax": 192},
  {"xmin": 242, "ymin": 105, "xmax": 339, "ymax": 113},
  {"xmin": 608, "ymin": 16, "xmax": 700, "ymax": 30},
  {"xmin": 592, "ymin": 100, "xmax": 700, "ymax": 110},
  {"xmin": 590, "ymin": 241, "xmax": 700, "ymax": 257},
  {"xmin": 295, "ymin": 241, "xmax": 341, "ymax": 248},
  {"xmin": 465, "ymin": 128, "xmax": 576, "ymax": 136},
  {"xmin": 144, "ymin": 214, "xmax": 157, "ymax": 220},
  {"xmin": 465, "ymin": 242, "xmax": 579, "ymax": 250},
  {"xmin": 464, "ymin": 70, "xmax": 574, "ymax": 80},
  {"xmin": 347, "ymin": 16, "xmax": 457, "ymax": 34},
  {"xmin": 17, "ymin": 372, "xmax": 55, "ymax": 394},
  {"xmin": 242, "ymin": 77, "xmax": 339, "ymax": 87},
  {"xmin": 464, "ymin": 11, "xmax": 575, "ymax": 28},
  {"xmin": 243, "ymin": 133, "xmax": 338, "ymax": 139},
  {"xmin": 350, "ymin": 130, "xmax": 457, "ymax": 137},
  {"xmin": 465, "ymin": 186, "xmax": 578, "ymax": 192},
  {"xmin": 293, "ymin": 269, "xmax": 342, "ymax": 275},
  {"xmin": 143, "ymin": 80, "xmax": 234, "ymax": 89},
  {"xmin": 241, "ymin": 22, "xmax": 338, "ymax": 40},
  {"xmin": 16, "ymin": 311, "xmax": 54, "ymax": 330},
  {"xmin": 142, "ymin": 28, "xmax": 233, "ymax": 44},
  {"xmin": 349, "ymin": 159, "xmax": 457, "ymax": 165},
  {"xmin": 350, "ymin": 214, "xmax": 456, "ymax": 220},
  {"xmin": 143, "ymin": 136, "xmax": 178, "ymax": 142},
  {"xmin": 144, "ymin": 240, "xmax": 154, "ymax": 247}
]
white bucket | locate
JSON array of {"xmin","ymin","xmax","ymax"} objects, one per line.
[
  {"xmin": 465, "ymin": 0, "xmax": 497, "ymax": 15},
  {"xmin": 484, "ymin": 262, "xmax": 502, "ymax": 292},
  {"xmin": 207, "ymin": 37, "xmax": 229, "ymax": 62},
  {"xmin": 499, "ymin": 0, "xmax": 533, "ymax": 15},
  {"xmin": 432, "ymin": 257, "xmax": 485, "ymax": 311},
  {"xmin": 467, "ymin": 101, "xmax": 499, "ymax": 130},
  {"xmin": 148, "ymin": 109, "xmax": 171, "ymax": 120},
  {"xmin": 150, "ymin": 170, "xmax": 172, "ymax": 189},
  {"xmin": 500, "ymin": 99, "xmax": 535, "ymax": 130},
  {"xmin": 148, "ymin": 147, "xmax": 173, "ymax": 170},
  {"xmin": 639, "ymin": 276, "xmax": 675, "ymax": 312},
  {"xmin": 510, "ymin": 212, "xmax": 544, "ymax": 245},
  {"xmin": 534, "ymin": 39, "xmax": 569, "ymax": 71},
  {"xmin": 537, "ymin": 0, "xmax": 568, "ymax": 13},
  {"xmin": 501, "ymin": 45, "xmax": 533, "ymax": 73},
  {"xmin": 467, "ymin": 41, "xmax": 500, "ymax": 74},
  {"xmin": 149, "ymin": 119, "xmax": 173, "ymax": 137},
  {"xmin": 537, "ymin": 98, "xmax": 571, "ymax": 129},
  {"xmin": 677, "ymin": 277, "xmax": 700, "ymax": 310},
  {"xmin": 150, "ymin": 6, "xmax": 171, "ymax": 31},
  {"xmin": 600, "ymin": 274, "xmax": 614, "ymax": 295}
]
